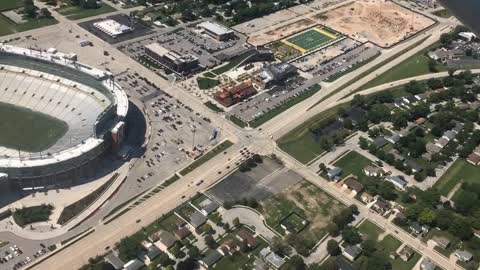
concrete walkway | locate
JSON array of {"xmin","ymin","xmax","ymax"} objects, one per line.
[{"xmin": 220, "ymin": 206, "xmax": 279, "ymax": 241}]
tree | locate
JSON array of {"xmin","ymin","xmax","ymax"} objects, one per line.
[
  {"xmin": 204, "ymin": 235, "xmax": 217, "ymax": 248},
  {"xmin": 326, "ymin": 239, "xmax": 341, "ymax": 256},
  {"xmin": 342, "ymin": 227, "xmax": 362, "ymax": 245},
  {"xmin": 232, "ymin": 217, "xmax": 240, "ymax": 227},
  {"xmin": 117, "ymin": 237, "xmax": 140, "ymax": 262},
  {"xmin": 187, "ymin": 246, "xmax": 200, "ymax": 259},
  {"xmin": 24, "ymin": 0, "xmax": 37, "ymax": 18},
  {"xmin": 271, "ymin": 237, "xmax": 291, "ymax": 255},
  {"xmin": 362, "ymin": 239, "xmax": 376, "ymax": 256},
  {"xmin": 366, "ymin": 253, "xmax": 391, "ymax": 270},
  {"xmin": 40, "ymin": 8, "xmax": 52, "ymax": 18},
  {"xmin": 359, "ymin": 137, "xmax": 369, "ymax": 150},
  {"xmin": 319, "ymin": 162, "xmax": 327, "ymax": 173},
  {"xmin": 176, "ymin": 257, "xmax": 198, "ymax": 270},
  {"xmin": 454, "ymin": 190, "xmax": 479, "ymax": 215},
  {"xmin": 283, "ymin": 255, "xmax": 306, "ymax": 270},
  {"xmin": 327, "ymin": 222, "xmax": 340, "ymax": 237},
  {"xmin": 418, "ymin": 208, "xmax": 437, "ymax": 225}
]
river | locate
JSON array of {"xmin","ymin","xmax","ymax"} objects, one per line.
[{"xmin": 439, "ymin": 0, "xmax": 480, "ymax": 34}]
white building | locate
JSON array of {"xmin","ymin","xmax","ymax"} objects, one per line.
[{"xmin": 93, "ymin": 19, "xmax": 133, "ymax": 38}]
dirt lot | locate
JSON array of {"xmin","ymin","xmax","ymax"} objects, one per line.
[
  {"xmin": 249, "ymin": 19, "xmax": 316, "ymax": 46},
  {"xmin": 311, "ymin": 0, "xmax": 435, "ymax": 47},
  {"xmin": 263, "ymin": 180, "xmax": 344, "ymax": 238}
]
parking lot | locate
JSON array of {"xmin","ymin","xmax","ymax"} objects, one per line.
[
  {"xmin": 206, "ymin": 158, "xmax": 303, "ymax": 205},
  {"xmin": 119, "ymin": 26, "xmax": 249, "ymax": 75},
  {"xmin": 311, "ymin": 43, "xmax": 380, "ymax": 80},
  {"xmin": 228, "ymin": 76, "xmax": 309, "ymax": 123},
  {"xmin": 0, "ymin": 236, "xmax": 49, "ymax": 270},
  {"xmin": 116, "ymin": 72, "xmax": 220, "ymax": 191}
]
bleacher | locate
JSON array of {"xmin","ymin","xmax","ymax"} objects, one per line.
[{"xmin": 0, "ymin": 65, "xmax": 112, "ymax": 155}]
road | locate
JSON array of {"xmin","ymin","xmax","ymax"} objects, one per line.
[{"xmin": 0, "ymin": 1, "xmax": 463, "ymax": 269}]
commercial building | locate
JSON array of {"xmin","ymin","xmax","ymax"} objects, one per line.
[
  {"xmin": 197, "ymin": 21, "xmax": 235, "ymax": 41},
  {"xmin": 93, "ymin": 19, "xmax": 133, "ymax": 38},
  {"xmin": 215, "ymin": 81, "xmax": 257, "ymax": 107},
  {"xmin": 253, "ymin": 62, "xmax": 297, "ymax": 89},
  {"xmin": 144, "ymin": 43, "xmax": 200, "ymax": 74}
]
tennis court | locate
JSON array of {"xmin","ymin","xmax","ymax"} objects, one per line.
[{"xmin": 282, "ymin": 27, "xmax": 341, "ymax": 54}]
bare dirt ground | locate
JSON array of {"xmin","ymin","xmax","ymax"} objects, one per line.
[
  {"xmin": 311, "ymin": 0, "xmax": 436, "ymax": 47},
  {"xmin": 232, "ymin": 9, "xmax": 299, "ymax": 36}
]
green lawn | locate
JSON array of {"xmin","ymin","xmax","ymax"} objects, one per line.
[
  {"xmin": 433, "ymin": 159, "xmax": 480, "ymax": 196},
  {"xmin": 277, "ymin": 102, "xmax": 350, "ymax": 164},
  {"xmin": 204, "ymin": 101, "xmax": 224, "ymax": 112},
  {"xmin": 56, "ymin": 3, "xmax": 116, "ymax": 20},
  {"xmin": 358, "ymin": 220, "xmax": 384, "ymax": 241},
  {"xmin": 0, "ymin": 102, "xmax": 68, "ymax": 152},
  {"xmin": 229, "ymin": 115, "xmax": 248, "ymax": 128},
  {"xmin": 13, "ymin": 205, "xmax": 53, "ymax": 227},
  {"xmin": 333, "ymin": 151, "xmax": 375, "ymax": 184},
  {"xmin": 212, "ymin": 251, "xmax": 254, "ymax": 270},
  {"xmin": 0, "ymin": 0, "xmax": 24, "ymax": 11},
  {"xmin": 380, "ymin": 235, "xmax": 402, "ymax": 253},
  {"xmin": 391, "ymin": 252, "xmax": 421, "ymax": 270},
  {"xmin": 197, "ymin": 77, "xmax": 220, "ymax": 90},
  {"xmin": 249, "ymin": 84, "xmax": 321, "ymax": 128},
  {"xmin": 0, "ymin": 15, "xmax": 57, "ymax": 37},
  {"xmin": 179, "ymin": 140, "xmax": 233, "ymax": 175}
]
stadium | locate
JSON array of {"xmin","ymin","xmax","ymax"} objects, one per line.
[{"xmin": 0, "ymin": 44, "xmax": 129, "ymax": 186}]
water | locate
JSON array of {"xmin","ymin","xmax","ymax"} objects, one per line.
[{"xmin": 440, "ymin": 0, "xmax": 480, "ymax": 34}]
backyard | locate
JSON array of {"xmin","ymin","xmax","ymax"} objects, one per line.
[{"xmin": 433, "ymin": 159, "xmax": 480, "ymax": 196}]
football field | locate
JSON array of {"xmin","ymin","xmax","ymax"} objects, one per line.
[
  {"xmin": 0, "ymin": 102, "xmax": 68, "ymax": 152},
  {"xmin": 282, "ymin": 27, "xmax": 341, "ymax": 54}
]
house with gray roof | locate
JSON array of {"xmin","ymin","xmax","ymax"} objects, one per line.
[
  {"xmin": 189, "ymin": 211, "xmax": 207, "ymax": 228},
  {"xmin": 199, "ymin": 250, "xmax": 223, "ymax": 269},
  {"xmin": 372, "ymin": 137, "xmax": 388, "ymax": 149},
  {"xmin": 454, "ymin": 250, "xmax": 473, "ymax": 262},
  {"xmin": 123, "ymin": 259, "xmax": 144, "ymax": 270},
  {"xmin": 404, "ymin": 160, "xmax": 422, "ymax": 173},
  {"xmin": 153, "ymin": 231, "xmax": 176, "ymax": 251},
  {"xmin": 343, "ymin": 245, "xmax": 362, "ymax": 261},
  {"xmin": 327, "ymin": 167, "xmax": 342, "ymax": 181},
  {"xmin": 420, "ymin": 257, "xmax": 436, "ymax": 270},
  {"xmin": 385, "ymin": 175, "xmax": 407, "ymax": 190}
]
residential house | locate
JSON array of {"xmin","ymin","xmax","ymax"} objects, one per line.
[
  {"xmin": 105, "ymin": 252, "xmax": 124, "ymax": 270},
  {"xmin": 175, "ymin": 227, "xmax": 191, "ymax": 240},
  {"xmin": 345, "ymin": 107, "xmax": 367, "ymax": 126},
  {"xmin": 398, "ymin": 245, "xmax": 414, "ymax": 261},
  {"xmin": 361, "ymin": 193, "xmax": 374, "ymax": 204},
  {"xmin": 195, "ymin": 198, "xmax": 219, "ymax": 216},
  {"xmin": 467, "ymin": 153, "xmax": 480, "ymax": 165},
  {"xmin": 432, "ymin": 236, "xmax": 450, "ymax": 249},
  {"xmin": 372, "ymin": 196, "xmax": 391, "ymax": 214},
  {"xmin": 199, "ymin": 250, "xmax": 223, "ymax": 269},
  {"xmin": 420, "ymin": 258, "xmax": 436, "ymax": 270},
  {"xmin": 363, "ymin": 165, "xmax": 384, "ymax": 177},
  {"xmin": 142, "ymin": 245, "xmax": 162, "ymax": 265},
  {"xmin": 443, "ymin": 130, "xmax": 457, "ymax": 141},
  {"xmin": 389, "ymin": 149, "xmax": 405, "ymax": 161},
  {"xmin": 236, "ymin": 229, "xmax": 257, "ymax": 248},
  {"xmin": 153, "ymin": 231, "xmax": 176, "ymax": 251},
  {"xmin": 343, "ymin": 178, "xmax": 364, "ymax": 195},
  {"xmin": 415, "ymin": 93, "xmax": 428, "ymax": 101},
  {"xmin": 123, "ymin": 259, "xmax": 144, "ymax": 270},
  {"xmin": 385, "ymin": 134, "xmax": 401, "ymax": 145},
  {"xmin": 335, "ymin": 257, "xmax": 356, "ymax": 270},
  {"xmin": 435, "ymin": 137, "xmax": 450, "ymax": 149},
  {"xmin": 265, "ymin": 252, "xmax": 286, "ymax": 269},
  {"xmin": 189, "ymin": 211, "xmax": 207, "ymax": 228},
  {"xmin": 218, "ymin": 240, "xmax": 238, "ymax": 256},
  {"xmin": 372, "ymin": 137, "xmax": 388, "ymax": 149},
  {"xmin": 426, "ymin": 143, "xmax": 441, "ymax": 154},
  {"xmin": 343, "ymin": 245, "xmax": 362, "ymax": 261},
  {"xmin": 409, "ymin": 222, "xmax": 422, "ymax": 235},
  {"xmin": 327, "ymin": 167, "xmax": 342, "ymax": 181},
  {"xmin": 385, "ymin": 175, "xmax": 408, "ymax": 191},
  {"xmin": 454, "ymin": 250, "xmax": 473, "ymax": 262},
  {"xmin": 254, "ymin": 257, "xmax": 269, "ymax": 270},
  {"xmin": 404, "ymin": 160, "xmax": 423, "ymax": 173},
  {"xmin": 415, "ymin": 117, "xmax": 427, "ymax": 125}
]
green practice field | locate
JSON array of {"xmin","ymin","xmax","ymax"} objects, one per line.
[
  {"xmin": 283, "ymin": 27, "xmax": 340, "ymax": 54},
  {"xmin": 0, "ymin": 102, "xmax": 68, "ymax": 152}
]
